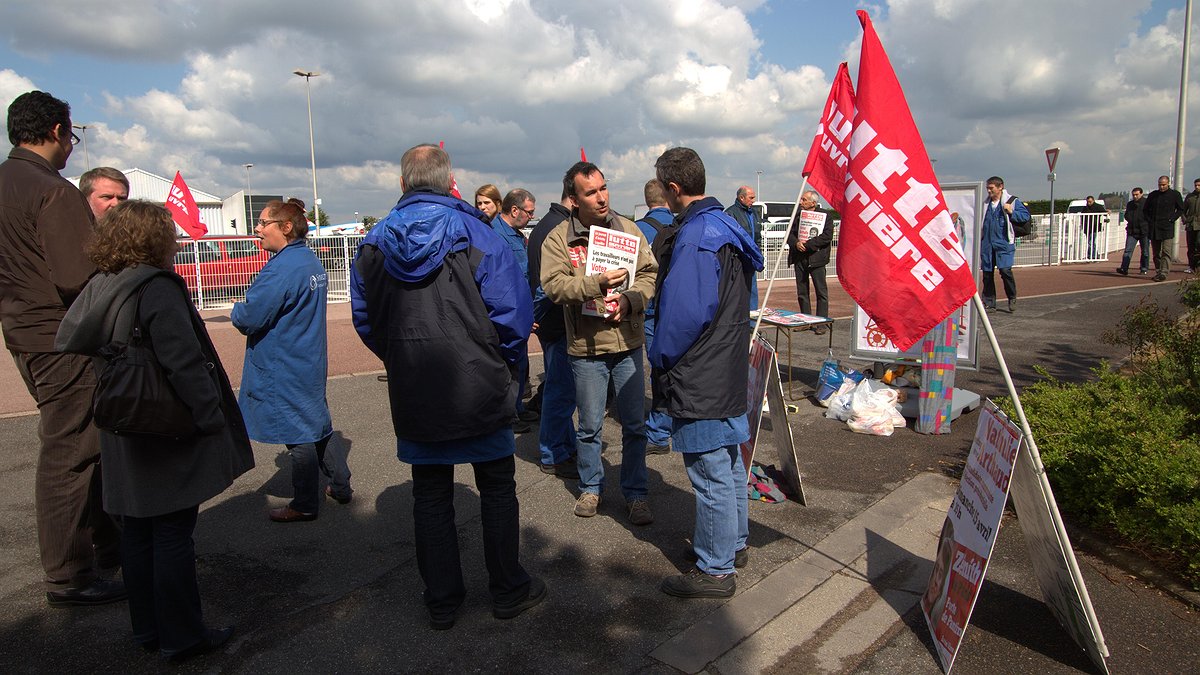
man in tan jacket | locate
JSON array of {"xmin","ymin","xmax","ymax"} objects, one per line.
[{"xmin": 540, "ymin": 161, "xmax": 657, "ymax": 524}]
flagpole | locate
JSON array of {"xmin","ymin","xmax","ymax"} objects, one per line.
[
  {"xmin": 969, "ymin": 291, "xmax": 1109, "ymax": 656},
  {"xmin": 752, "ymin": 177, "xmax": 810, "ymax": 345}
]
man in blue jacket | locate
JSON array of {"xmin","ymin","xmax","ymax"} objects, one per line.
[
  {"xmin": 233, "ymin": 198, "xmax": 351, "ymax": 522},
  {"xmin": 981, "ymin": 176, "xmax": 1030, "ymax": 312},
  {"xmin": 490, "ymin": 187, "xmax": 538, "ymax": 431},
  {"xmin": 350, "ymin": 144, "xmax": 545, "ymax": 629},
  {"xmin": 650, "ymin": 147, "xmax": 763, "ymax": 598},
  {"xmin": 635, "ymin": 179, "xmax": 673, "ymax": 455}
]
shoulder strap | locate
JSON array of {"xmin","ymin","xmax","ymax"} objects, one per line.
[{"xmin": 1006, "ymin": 196, "xmax": 1018, "ymax": 205}]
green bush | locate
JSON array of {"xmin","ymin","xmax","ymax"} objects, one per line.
[
  {"xmin": 1004, "ymin": 368, "xmax": 1200, "ymax": 585},
  {"xmin": 1003, "ymin": 289, "xmax": 1200, "ymax": 586}
]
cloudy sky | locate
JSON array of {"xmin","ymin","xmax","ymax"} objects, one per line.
[{"xmin": 0, "ymin": 0, "xmax": 1190, "ymax": 223}]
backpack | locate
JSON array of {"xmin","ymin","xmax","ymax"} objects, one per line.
[{"xmin": 1006, "ymin": 196, "xmax": 1032, "ymax": 238}]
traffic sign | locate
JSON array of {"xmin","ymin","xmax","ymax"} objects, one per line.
[{"xmin": 1046, "ymin": 148, "xmax": 1060, "ymax": 173}]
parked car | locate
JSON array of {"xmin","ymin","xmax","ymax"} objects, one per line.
[{"xmin": 173, "ymin": 236, "xmax": 270, "ymax": 296}]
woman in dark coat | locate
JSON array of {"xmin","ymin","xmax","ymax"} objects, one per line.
[{"xmin": 55, "ymin": 200, "xmax": 254, "ymax": 663}]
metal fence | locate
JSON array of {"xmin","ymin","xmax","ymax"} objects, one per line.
[{"xmin": 176, "ymin": 235, "xmax": 364, "ymax": 310}]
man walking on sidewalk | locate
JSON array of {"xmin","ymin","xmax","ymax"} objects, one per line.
[
  {"xmin": 650, "ymin": 147, "xmax": 763, "ymax": 598},
  {"xmin": 1144, "ymin": 174, "xmax": 1184, "ymax": 282}
]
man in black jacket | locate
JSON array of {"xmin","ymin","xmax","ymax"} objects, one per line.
[
  {"xmin": 1143, "ymin": 175, "xmax": 1184, "ymax": 282},
  {"xmin": 0, "ymin": 91, "xmax": 125, "ymax": 607},
  {"xmin": 1116, "ymin": 187, "xmax": 1150, "ymax": 275},
  {"xmin": 787, "ymin": 190, "xmax": 835, "ymax": 331}
]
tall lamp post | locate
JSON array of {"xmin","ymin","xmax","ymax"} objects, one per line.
[
  {"xmin": 755, "ymin": 169, "xmax": 763, "ymax": 197},
  {"xmin": 293, "ymin": 69, "xmax": 322, "ymax": 230},
  {"xmin": 72, "ymin": 124, "xmax": 90, "ymax": 171},
  {"xmin": 243, "ymin": 163, "xmax": 254, "ymax": 234}
]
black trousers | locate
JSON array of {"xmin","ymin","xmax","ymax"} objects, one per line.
[
  {"xmin": 1187, "ymin": 229, "xmax": 1200, "ymax": 270},
  {"xmin": 981, "ymin": 268, "xmax": 1016, "ymax": 304},
  {"xmin": 793, "ymin": 264, "xmax": 829, "ymax": 318},
  {"xmin": 411, "ymin": 455, "xmax": 530, "ymax": 619},
  {"xmin": 121, "ymin": 506, "xmax": 206, "ymax": 654},
  {"xmin": 12, "ymin": 350, "xmax": 120, "ymax": 589}
]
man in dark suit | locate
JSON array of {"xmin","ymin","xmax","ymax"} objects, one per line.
[
  {"xmin": 787, "ymin": 191, "xmax": 835, "ymax": 332},
  {"xmin": 1143, "ymin": 175, "xmax": 1185, "ymax": 282}
]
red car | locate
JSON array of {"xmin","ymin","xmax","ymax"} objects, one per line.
[{"xmin": 174, "ymin": 236, "xmax": 271, "ymax": 298}]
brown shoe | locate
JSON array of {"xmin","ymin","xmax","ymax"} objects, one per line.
[{"xmin": 269, "ymin": 506, "xmax": 317, "ymax": 523}]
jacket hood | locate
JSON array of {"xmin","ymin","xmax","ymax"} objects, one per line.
[
  {"xmin": 687, "ymin": 196, "xmax": 765, "ymax": 272},
  {"xmin": 55, "ymin": 265, "xmax": 166, "ymax": 354},
  {"xmin": 372, "ymin": 189, "xmax": 485, "ymax": 282}
]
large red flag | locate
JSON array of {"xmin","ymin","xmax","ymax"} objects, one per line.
[
  {"xmin": 830, "ymin": 11, "xmax": 975, "ymax": 351},
  {"xmin": 803, "ymin": 62, "xmax": 856, "ymax": 213},
  {"xmin": 165, "ymin": 171, "xmax": 207, "ymax": 239}
]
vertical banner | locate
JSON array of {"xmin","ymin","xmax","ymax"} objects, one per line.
[
  {"xmin": 922, "ymin": 400, "xmax": 1019, "ymax": 672},
  {"xmin": 740, "ymin": 335, "xmax": 774, "ymax": 478},
  {"xmin": 165, "ymin": 171, "xmax": 207, "ymax": 239}
]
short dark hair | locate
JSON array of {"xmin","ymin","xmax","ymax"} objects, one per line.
[
  {"xmin": 502, "ymin": 188, "xmax": 534, "ymax": 213},
  {"xmin": 986, "ymin": 176, "xmax": 1004, "ymax": 188},
  {"xmin": 1132, "ymin": 187, "xmax": 1144, "ymax": 194},
  {"xmin": 655, "ymin": 147, "xmax": 706, "ymax": 197},
  {"xmin": 563, "ymin": 161, "xmax": 603, "ymax": 198},
  {"xmin": 79, "ymin": 167, "xmax": 129, "ymax": 198},
  {"xmin": 7, "ymin": 91, "xmax": 71, "ymax": 146}
]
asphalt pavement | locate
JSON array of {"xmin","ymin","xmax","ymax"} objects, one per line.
[{"xmin": 0, "ymin": 258, "xmax": 1198, "ymax": 674}]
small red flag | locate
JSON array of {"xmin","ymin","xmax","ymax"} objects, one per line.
[
  {"xmin": 165, "ymin": 172, "xmax": 207, "ymax": 239},
  {"xmin": 829, "ymin": 11, "xmax": 975, "ymax": 351},
  {"xmin": 580, "ymin": 147, "xmax": 587, "ymax": 162},
  {"xmin": 439, "ymin": 140, "xmax": 463, "ymax": 199},
  {"xmin": 802, "ymin": 62, "xmax": 856, "ymax": 214}
]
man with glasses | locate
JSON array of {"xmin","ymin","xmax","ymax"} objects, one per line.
[
  {"xmin": 0, "ymin": 91, "xmax": 125, "ymax": 607},
  {"xmin": 1116, "ymin": 187, "xmax": 1150, "ymax": 276},
  {"xmin": 491, "ymin": 188, "xmax": 538, "ymax": 432}
]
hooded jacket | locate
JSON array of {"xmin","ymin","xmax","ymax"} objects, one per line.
[
  {"xmin": 649, "ymin": 197, "xmax": 764, "ymax": 419},
  {"xmin": 232, "ymin": 239, "xmax": 332, "ymax": 445},
  {"xmin": 350, "ymin": 190, "xmax": 532, "ymax": 445},
  {"xmin": 55, "ymin": 267, "xmax": 253, "ymax": 517}
]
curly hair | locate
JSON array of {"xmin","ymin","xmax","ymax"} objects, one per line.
[{"xmin": 87, "ymin": 200, "xmax": 179, "ymax": 273}]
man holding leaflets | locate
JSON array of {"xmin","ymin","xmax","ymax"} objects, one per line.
[
  {"xmin": 786, "ymin": 189, "xmax": 834, "ymax": 330},
  {"xmin": 540, "ymin": 161, "xmax": 658, "ymax": 525},
  {"xmin": 649, "ymin": 147, "xmax": 763, "ymax": 598}
]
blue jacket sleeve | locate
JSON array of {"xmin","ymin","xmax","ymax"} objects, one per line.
[
  {"xmin": 472, "ymin": 228, "xmax": 533, "ymax": 365},
  {"xmin": 1010, "ymin": 198, "xmax": 1031, "ymax": 225},
  {"xmin": 349, "ymin": 242, "xmax": 380, "ymax": 357},
  {"xmin": 231, "ymin": 260, "xmax": 288, "ymax": 337},
  {"xmin": 648, "ymin": 242, "xmax": 720, "ymax": 370}
]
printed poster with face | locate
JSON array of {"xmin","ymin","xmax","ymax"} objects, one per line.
[
  {"xmin": 922, "ymin": 400, "xmax": 1020, "ymax": 673},
  {"xmin": 795, "ymin": 209, "xmax": 827, "ymax": 245},
  {"xmin": 583, "ymin": 226, "xmax": 639, "ymax": 318}
]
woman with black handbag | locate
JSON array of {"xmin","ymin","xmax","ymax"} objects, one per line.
[{"xmin": 55, "ymin": 200, "xmax": 254, "ymax": 663}]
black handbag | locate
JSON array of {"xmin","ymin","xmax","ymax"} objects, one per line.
[{"xmin": 93, "ymin": 283, "xmax": 199, "ymax": 438}]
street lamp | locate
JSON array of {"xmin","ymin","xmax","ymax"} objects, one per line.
[
  {"xmin": 755, "ymin": 170, "xmax": 763, "ymax": 197},
  {"xmin": 72, "ymin": 124, "xmax": 90, "ymax": 171},
  {"xmin": 293, "ymin": 69, "xmax": 322, "ymax": 231},
  {"xmin": 243, "ymin": 163, "xmax": 254, "ymax": 234}
]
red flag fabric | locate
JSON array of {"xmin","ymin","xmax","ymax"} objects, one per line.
[
  {"xmin": 802, "ymin": 62, "xmax": 856, "ymax": 214},
  {"xmin": 438, "ymin": 141, "xmax": 463, "ymax": 198},
  {"xmin": 165, "ymin": 172, "xmax": 207, "ymax": 239},
  {"xmin": 580, "ymin": 147, "xmax": 587, "ymax": 162},
  {"xmin": 832, "ymin": 10, "xmax": 975, "ymax": 351}
]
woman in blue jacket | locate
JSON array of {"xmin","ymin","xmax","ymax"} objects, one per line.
[{"xmin": 233, "ymin": 198, "xmax": 350, "ymax": 522}]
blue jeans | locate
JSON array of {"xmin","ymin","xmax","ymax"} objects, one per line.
[
  {"xmin": 570, "ymin": 349, "xmax": 648, "ymax": 500},
  {"xmin": 1119, "ymin": 234, "xmax": 1151, "ymax": 273},
  {"xmin": 642, "ymin": 316, "xmax": 671, "ymax": 446},
  {"xmin": 683, "ymin": 446, "xmax": 749, "ymax": 575},
  {"xmin": 538, "ymin": 337, "xmax": 576, "ymax": 465},
  {"xmin": 288, "ymin": 433, "xmax": 351, "ymax": 513}
]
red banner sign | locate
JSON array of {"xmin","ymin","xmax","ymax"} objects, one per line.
[{"xmin": 165, "ymin": 171, "xmax": 207, "ymax": 239}]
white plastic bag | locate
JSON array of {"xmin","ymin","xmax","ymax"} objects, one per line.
[{"xmin": 846, "ymin": 379, "xmax": 902, "ymax": 436}]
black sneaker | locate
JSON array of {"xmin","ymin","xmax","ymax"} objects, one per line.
[
  {"xmin": 46, "ymin": 578, "xmax": 128, "ymax": 608},
  {"xmin": 166, "ymin": 626, "xmax": 235, "ymax": 663},
  {"xmin": 684, "ymin": 546, "xmax": 749, "ymax": 568},
  {"xmin": 1008, "ymin": 299, "xmax": 1016, "ymax": 313},
  {"xmin": 493, "ymin": 577, "xmax": 547, "ymax": 619},
  {"xmin": 646, "ymin": 442, "xmax": 671, "ymax": 455},
  {"xmin": 660, "ymin": 567, "xmax": 735, "ymax": 599},
  {"xmin": 1115, "ymin": 267, "xmax": 1128, "ymax": 276},
  {"xmin": 539, "ymin": 457, "xmax": 580, "ymax": 479}
]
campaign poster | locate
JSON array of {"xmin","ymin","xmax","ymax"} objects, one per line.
[
  {"xmin": 795, "ymin": 209, "xmax": 827, "ymax": 245},
  {"xmin": 922, "ymin": 400, "xmax": 1020, "ymax": 673},
  {"xmin": 739, "ymin": 335, "xmax": 774, "ymax": 478},
  {"xmin": 583, "ymin": 226, "xmax": 639, "ymax": 318}
]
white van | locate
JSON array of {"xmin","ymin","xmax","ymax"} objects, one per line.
[{"xmin": 1066, "ymin": 198, "xmax": 1105, "ymax": 213}]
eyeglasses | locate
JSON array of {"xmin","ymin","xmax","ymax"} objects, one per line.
[
  {"xmin": 257, "ymin": 219, "xmax": 284, "ymax": 227},
  {"xmin": 519, "ymin": 207, "xmax": 536, "ymax": 217},
  {"xmin": 69, "ymin": 131, "xmax": 81, "ymax": 145}
]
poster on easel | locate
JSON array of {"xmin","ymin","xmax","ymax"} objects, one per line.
[
  {"xmin": 922, "ymin": 400, "xmax": 1019, "ymax": 672},
  {"xmin": 740, "ymin": 336, "xmax": 806, "ymax": 505}
]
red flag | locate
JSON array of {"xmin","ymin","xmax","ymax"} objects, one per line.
[
  {"xmin": 802, "ymin": 62, "xmax": 856, "ymax": 213},
  {"xmin": 165, "ymin": 172, "xmax": 207, "ymax": 239},
  {"xmin": 832, "ymin": 10, "xmax": 974, "ymax": 351},
  {"xmin": 580, "ymin": 146, "xmax": 587, "ymax": 162}
]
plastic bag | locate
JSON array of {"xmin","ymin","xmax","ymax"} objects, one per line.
[
  {"xmin": 815, "ymin": 351, "xmax": 843, "ymax": 406},
  {"xmin": 846, "ymin": 379, "xmax": 902, "ymax": 436},
  {"xmin": 823, "ymin": 380, "xmax": 857, "ymax": 421}
]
